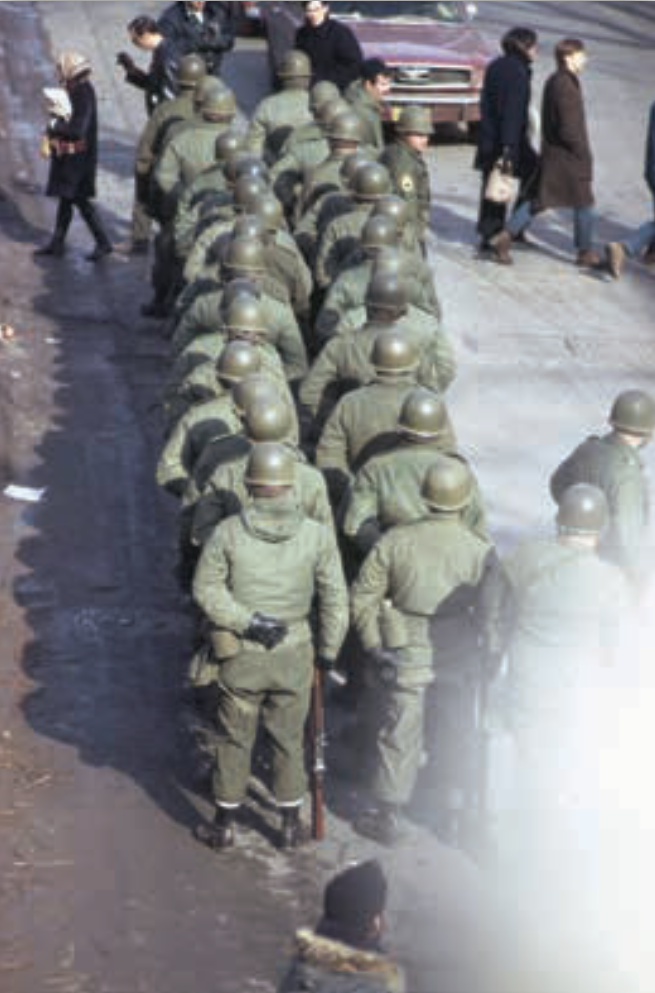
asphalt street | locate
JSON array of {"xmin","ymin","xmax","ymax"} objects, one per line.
[{"xmin": 0, "ymin": 3, "xmax": 653, "ymax": 992}]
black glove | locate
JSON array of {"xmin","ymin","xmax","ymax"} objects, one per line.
[
  {"xmin": 368, "ymin": 647, "xmax": 401, "ymax": 687},
  {"xmin": 117, "ymin": 51, "xmax": 136, "ymax": 72},
  {"xmin": 244, "ymin": 613, "xmax": 288, "ymax": 650}
]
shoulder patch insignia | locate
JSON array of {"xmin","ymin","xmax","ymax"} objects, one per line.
[{"xmin": 400, "ymin": 175, "xmax": 415, "ymax": 194}]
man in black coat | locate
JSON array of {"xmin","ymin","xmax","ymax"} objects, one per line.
[
  {"xmin": 158, "ymin": 1, "xmax": 235, "ymax": 78},
  {"xmin": 475, "ymin": 26, "xmax": 538, "ymax": 256},
  {"xmin": 117, "ymin": 15, "xmax": 181, "ymax": 116},
  {"xmin": 35, "ymin": 51, "xmax": 112, "ymax": 261},
  {"xmin": 295, "ymin": 1, "xmax": 363, "ymax": 93}
]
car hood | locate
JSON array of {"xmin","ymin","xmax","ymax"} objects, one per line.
[{"xmin": 345, "ymin": 19, "xmax": 496, "ymax": 66}]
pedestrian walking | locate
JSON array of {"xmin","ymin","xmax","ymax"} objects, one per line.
[
  {"xmin": 474, "ymin": 26, "xmax": 539, "ymax": 258},
  {"xmin": 158, "ymin": 1, "xmax": 235, "ymax": 78},
  {"xmin": 295, "ymin": 1, "xmax": 363, "ymax": 92},
  {"xmin": 117, "ymin": 15, "xmax": 181, "ymax": 116},
  {"xmin": 606, "ymin": 99, "xmax": 655, "ymax": 278},
  {"xmin": 35, "ymin": 51, "xmax": 112, "ymax": 261},
  {"xmin": 278, "ymin": 860, "xmax": 406, "ymax": 993},
  {"xmin": 491, "ymin": 38, "xmax": 602, "ymax": 268}
]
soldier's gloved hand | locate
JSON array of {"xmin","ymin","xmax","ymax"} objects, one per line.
[
  {"xmin": 368, "ymin": 647, "xmax": 401, "ymax": 687},
  {"xmin": 117, "ymin": 51, "xmax": 136, "ymax": 72},
  {"xmin": 244, "ymin": 613, "xmax": 288, "ymax": 650}
]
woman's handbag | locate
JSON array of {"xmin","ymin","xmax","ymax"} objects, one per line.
[{"xmin": 485, "ymin": 161, "xmax": 518, "ymax": 204}]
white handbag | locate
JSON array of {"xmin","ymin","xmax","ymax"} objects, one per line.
[{"xmin": 485, "ymin": 162, "xmax": 518, "ymax": 204}]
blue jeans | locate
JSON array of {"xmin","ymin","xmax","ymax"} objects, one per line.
[
  {"xmin": 507, "ymin": 202, "xmax": 596, "ymax": 252},
  {"xmin": 623, "ymin": 198, "xmax": 655, "ymax": 256}
]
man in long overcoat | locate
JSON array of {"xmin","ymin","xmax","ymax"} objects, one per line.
[{"xmin": 491, "ymin": 38, "xmax": 601, "ymax": 268}]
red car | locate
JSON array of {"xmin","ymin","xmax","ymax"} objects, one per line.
[{"xmin": 260, "ymin": 1, "xmax": 496, "ymax": 134}]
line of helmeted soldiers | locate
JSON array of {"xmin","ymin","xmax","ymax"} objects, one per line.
[{"xmin": 136, "ymin": 49, "xmax": 484, "ymax": 842}]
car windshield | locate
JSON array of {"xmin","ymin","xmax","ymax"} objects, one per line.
[{"xmin": 329, "ymin": 2, "xmax": 467, "ymax": 23}]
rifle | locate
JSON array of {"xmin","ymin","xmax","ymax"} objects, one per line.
[{"xmin": 310, "ymin": 668, "xmax": 326, "ymax": 841}]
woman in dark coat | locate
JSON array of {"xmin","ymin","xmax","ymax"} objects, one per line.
[
  {"xmin": 475, "ymin": 26, "xmax": 539, "ymax": 253},
  {"xmin": 492, "ymin": 38, "xmax": 601, "ymax": 268},
  {"xmin": 35, "ymin": 51, "xmax": 112, "ymax": 261}
]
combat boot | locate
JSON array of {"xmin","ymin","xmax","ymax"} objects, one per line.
[
  {"xmin": 355, "ymin": 802, "xmax": 404, "ymax": 847},
  {"xmin": 280, "ymin": 806, "xmax": 307, "ymax": 851},
  {"xmin": 195, "ymin": 805, "xmax": 237, "ymax": 851}
]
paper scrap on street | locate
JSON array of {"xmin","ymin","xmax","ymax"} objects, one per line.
[{"xmin": 3, "ymin": 484, "xmax": 46, "ymax": 503}]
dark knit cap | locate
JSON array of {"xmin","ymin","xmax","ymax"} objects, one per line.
[{"xmin": 323, "ymin": 860, "xmax": 388, "ymax": 929}]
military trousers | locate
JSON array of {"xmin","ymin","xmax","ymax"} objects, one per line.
[
  {"xmin": 212, "ymin": 642, "xmax": 314, "ymax": 807},
  {"xmin": 373, "ymin": 652, "xmax": 433, "ymax": 807}
]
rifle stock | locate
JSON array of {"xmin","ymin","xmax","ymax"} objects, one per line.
[{"xmin": 311, "ymin": 669, "xmax": 326, "ymax": 841}]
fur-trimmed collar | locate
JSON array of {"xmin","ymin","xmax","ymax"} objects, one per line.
[{"xmin": 294, "ymin": 930, "xmax": 405, "ymax": 991}]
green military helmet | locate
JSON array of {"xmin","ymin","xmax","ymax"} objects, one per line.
[
  {"xmin": 201, "ymin": 86, "xmax": 237, "ymax": 121},
  {"xmin": 232, "ymin": 214, "xmax": 267, "ymax": 243},
  {"xmin": 249, "ymin": 194, "xmax": 284, "ymax": 233},
  {"xmin": 399, "ymin": 388, "xmax": 449, "ymax": 439},
  {"xmin": 194, "ymin": 75, "xmax": 226, "ymax": 110},
  {"xmin": 556, "ymin": 483, "xmax": 608, "ymax": 536},
  {"xmin": 224, "ymin": 154, "xmax": 269, "ymax": 187},
  {"xmin": 609, "ymin": 389, "xmax": 655, "ymax": 438},
  {"xmin": 223, "ymin": 237, "xmax": 267, "ymax": 277},
  {"xmin": 366, "ymin": 269, "xmax": 408, "ymax": 315},
  {"xmin": 326, "ymin": 111, "xmax": 366, "ymax": 145},
  {"xmin": 231, "ymin": 374, "xmax": 279, "ymax": 415},
  {"xmin": 361, "ymin": 215, "xmax": 398, "ymax": 253},
  {"xmin": 396, "ymin": 105, "xmax": 433, "ymax": 137},
  {"xmin": 310, "ymin": 80, "xmax": 340, "ymax": 114},
  {"xmin": 233, "ymin": 175, "xmax": 270, "ymax": 213},
  {"xmin": 372, "ymin": 195, "xmax": 411, "ymax": 229},
  {"xmin": 224, "ymin": 295, "xmax": 268, "ymax": 338},
  {"xmin": 422, "ymin": 457, "xmax": 472, "ymax": 513},
  {"xmin": 373, "ymin": 247, "xmax": 404, "ymax": 278},
  {"xmin": 371, "ymin": 329, "xmax": 419, "ymax": 376},
  {"xmin": 352, "ymin": 162, "xmax": 392, "ymax": 202},
  {"xmin": 319, "ymin": 97, "xmax": 351, "ymax": 127},
  {"xmin": 244, "ymin": 443, "xmax": 295, "ymax": 487},
  {"xmin": 215, "ymin": 129, "xmax": 245, "ymax": 163},
  {"xmin": 177, "ymin": 53, "xmax": 207, "ymax": 89},
  {"xmin": 215, "ymin": 340, "xmax": 262, "ymax": 385},
  {"xmin": 277, "ymin": 49, "xmax": 312, "ymax": 80},
  {"xmin": 242, "ymin": 397, "xmax": 292, "ymax": 443},
  {"xmin": 340, "ymin": 153, "xmax": 374, "ymax": 187},
  {"xmin": 221, "ymin": 278, "xmax": 260, "ymax": 312}
]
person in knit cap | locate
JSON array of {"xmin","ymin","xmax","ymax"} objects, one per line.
[{"xmin": 278, "ymin": 860, "xmax": 405, "ymax": 992}]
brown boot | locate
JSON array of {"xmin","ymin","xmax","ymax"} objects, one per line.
[
  {"xmin": 489, "ymin": 230, "xmax": 513, "ymax": 265},
  {"xmin": 605, "ymin": 242, "xmax": 626, "ymax": 279},
  {"xmin": 575, "ymin": 249, "xmax": 602, "ymax": 269}
]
